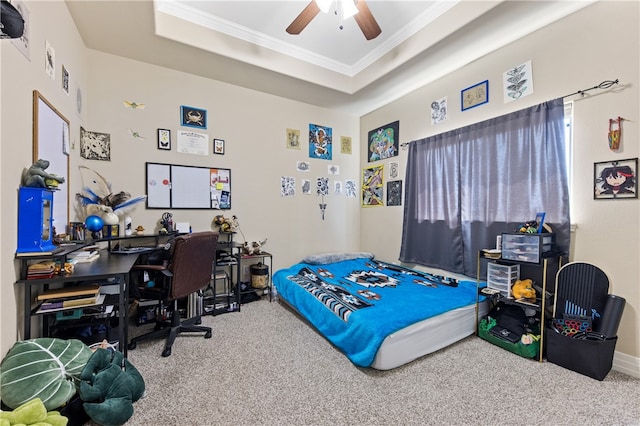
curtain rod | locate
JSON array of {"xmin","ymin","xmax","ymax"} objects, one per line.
[{"xmin": 562, "ymin": 78, "xmax": 619, "ymax": 99}]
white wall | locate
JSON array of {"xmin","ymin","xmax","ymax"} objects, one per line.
[{"xmin": 360, "ymin": 1, "xmax": 640, "ymax": 366}]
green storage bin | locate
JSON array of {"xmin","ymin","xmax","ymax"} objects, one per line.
[{"xmin": 478, "ymin": 318, "xmax": 539, "ymax": 359}]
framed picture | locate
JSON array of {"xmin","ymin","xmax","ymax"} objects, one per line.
[
  {"xmin": 594, "ymin": 157, "xmax": 638, "ymax": 199},
  {"xmin": 157, "ymin": 128, "xmax": 171, "ymax": 150},
  {"xmin": 387, "ymin": 180, "xmax": 402, "ymax": 206},
  {"xmin": 368, "ymin": 121, "xmax": 399, "ymax": 162},
  {"xmin": 286, "ymin": 128, "xmax": 300, "ymax": 149},
  {"xmin": 461, "ymin": 80, "xmax": 489, "ymax": 111},
  {"xmin": 180, "ymin": 105, "xmax": 207, "ymax": 129},
  {"xmin": 362, "ymin": 164, "xmax": 384, "ymax": 207},
  {"xmin": 340, "ymin": 136, "xmax": 352, "ymax": 154},
  {"xmin": 213, "ymin": 138, "xmax": 225, "ymax": 155},
  {"xmin": 534, "ymin": 212, "xmax": 545, "ymax": 233}
]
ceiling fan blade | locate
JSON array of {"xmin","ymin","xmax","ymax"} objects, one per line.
[
  {"xmin": 286, "ymin": 1, "xmax": 321, "ymax": 35},
  {"xmin": 353, "ymin": 0, "xmax": 382, "ymax": 40}
]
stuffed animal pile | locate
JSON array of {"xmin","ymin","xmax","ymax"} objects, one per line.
[{"xmin": 79, "ymin": 348, "xmax": 145, "ymax": 426}]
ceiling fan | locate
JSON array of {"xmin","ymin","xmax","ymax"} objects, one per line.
[{"xmin": 286, "ymin": 0, "xmax": 382, "ymax": 40}]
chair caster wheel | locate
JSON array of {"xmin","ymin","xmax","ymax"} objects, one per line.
[
  {"xmin": 128, "ymin": 341, "xmax": 137, "ymax": 350},
  {"xmin": 162, "ymin": 347, "xmax": 172, "ymax": 357},
  {"xmin": 205, "ymin": 331, "xmax": 212, "ymax": 339}
]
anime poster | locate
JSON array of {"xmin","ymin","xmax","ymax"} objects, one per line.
[
  {"xmin": 309, "ymin": 123, "xmax": 332, "ymax": 160},
  {"xmin": 368, "ymin": 121, "xmax": 399, "ymax": 162},
  {"xmin": 594, "ymin": 158, "xmax": 637, "ymax": 199},
  {"xmin": 362, "ymin": 165, "xmax": 384, "ymax": 207}
]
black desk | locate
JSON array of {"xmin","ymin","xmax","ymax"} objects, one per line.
[
  {"xmin": 95, "ymin": 232, "xmax": 181, "ymax": 252},
  {"xmin": 16, "ymin": 251, "xmax": 139, "ymax": 356}
]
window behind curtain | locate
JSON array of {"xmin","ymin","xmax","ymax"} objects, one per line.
[{"xmin": 400, "ymin": 98, "xmax": 570, "ymax": 278}]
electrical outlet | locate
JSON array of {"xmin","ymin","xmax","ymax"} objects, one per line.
[{"xmin": 243, "ymin": 265, "xmax": 249, "ymax": 275}]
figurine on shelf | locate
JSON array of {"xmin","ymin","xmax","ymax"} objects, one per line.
[
  {"xmin": 242, "ymin": 238, "xmax": 267, "ymax": 255},
  {"xmin": 21, "ymin": 159, "xmax": 65, "ymax": 189},
  {"xmin": 76, "ymin": 165, "xmax": 146, "ymax": 224},
  {"xmin": 213, "ymin": 214, "xmax": 239, "ymax": 233}
]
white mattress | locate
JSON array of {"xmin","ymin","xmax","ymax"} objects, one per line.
[{"xmin": 370, "ymin": 300, "xmax": 489, "ymax": 370}]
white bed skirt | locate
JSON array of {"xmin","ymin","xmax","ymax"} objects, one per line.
[{"xmin": 370, "ymin": 301, "xmax": 489, "ymax": 370}]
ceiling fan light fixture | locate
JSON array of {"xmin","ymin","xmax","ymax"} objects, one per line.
[
  {"xmin": 315, "ymin": 0, "xmax": 333, "ymax": 14},
  {"xmin": 341, "ymin": 0, "xmax": 359, "ymax": 19}
]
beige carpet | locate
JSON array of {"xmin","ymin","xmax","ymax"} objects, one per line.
[{"xmin": 121, "ymin": 299, "xmax": 640, "ymax": 425}]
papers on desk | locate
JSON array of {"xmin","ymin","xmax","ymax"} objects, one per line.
[{"xmin": 110, "ymin": 246, "xmax": 155, "ymax": 255}]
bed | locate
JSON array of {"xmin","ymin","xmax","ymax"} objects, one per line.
[{"xmin": 273, "ymin": 253, "xmax": 488, "ymax": 370}]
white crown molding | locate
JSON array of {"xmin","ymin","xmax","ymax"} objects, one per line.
[{"xmin": 157, "ymin": 0, "xmax": 458, "ymax": 78}]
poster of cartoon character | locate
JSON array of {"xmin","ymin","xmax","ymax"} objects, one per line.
[
  {"xmin": 368, "ymin": 121, "xmax": 399, "ymax": 162},
  {"xmin": 594, "ymin": 158, "xmax": 637, "ymax": 199}
]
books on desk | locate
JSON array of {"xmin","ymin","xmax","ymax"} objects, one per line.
[
  {"xmin": 36, "ymin": 283, "xmax": 103, "ymax": 313},
  {"xmin": 37, "ymin": 283, "xmax": 100, "ymax": 301},
  {"xmin": 36, "ymin": 294, "xmax": 106, "ymax": 314},
  {"xmin": 26, "ymin": 261, "xmax": 56, "ymax": 280}
]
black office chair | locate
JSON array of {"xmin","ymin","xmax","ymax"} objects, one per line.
[{"xmin": 128, "ymin": 231, "xmax": 218, "ymax": 357}]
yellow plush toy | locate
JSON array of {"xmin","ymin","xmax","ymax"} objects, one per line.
[{"xmin": 512, "ymin": 279, "xmax": 536, "ymax": 299}]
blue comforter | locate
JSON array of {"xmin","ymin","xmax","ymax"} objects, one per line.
[{"xmin": 273, "ymin": 257, "xmax": 479, "ymax": 367}]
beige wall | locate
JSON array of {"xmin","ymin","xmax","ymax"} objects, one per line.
[
  {"xmin": 1, "ymin": 1, "xmax": 360, "ymax": 357},
  {"xmin": 2, "ymin": 1, "xmax": 639, "ymax": 376},
  {"xmin": 1, "ymin": 0, "xmax": 89, "ymax": 358},
  {"xmin": 361, "ymin": 1, "xmax": 639, "ymax": 372}
]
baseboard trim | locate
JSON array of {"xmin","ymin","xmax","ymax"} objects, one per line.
[{"xmin": 613, "ymin": 350, "xmax": 640, "ymax": 378}]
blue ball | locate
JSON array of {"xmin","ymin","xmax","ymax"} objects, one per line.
[{"xmin": 85, "ymin": 215, "xmax": 104, "ymax": 232}]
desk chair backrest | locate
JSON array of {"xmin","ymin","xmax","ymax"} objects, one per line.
[
  {"xmin": 168, "ymin": 231, "xmax": 218, "ymax": 301},
  {"xmin": 553, "ymin": 261, "xmax": 609, "ymax": 328}
]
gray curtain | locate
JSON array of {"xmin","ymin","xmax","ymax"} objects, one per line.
[{"xmin": 400, "ymin": 98, "xmax": 570, "ymax": 277}]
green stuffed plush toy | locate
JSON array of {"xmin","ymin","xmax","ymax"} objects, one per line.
[
  {"xmin": 79, "ymin": 349, "xmax": 145, "ymax": 426},
  {"xmin": 0, "ymin": 398, "xmax": 68, "ymax": 426}
]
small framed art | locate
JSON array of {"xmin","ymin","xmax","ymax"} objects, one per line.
[
  {"xmin": 461, "ymin": 80, "xmax": 489, "ymax": 111},
  {"xmin": 341, "ymin": 136, "xmax": 352, "ymax": 154},
  {"xmin": 180, "ymin": 105, "xmax": 207, "ymax": 129},
  {"xmin": 157, "ymin": 128, "xmax": 171, "ymax": 150},
  {"xmin": 214, "ymin": 138, "xmax": 225, "ymax": 155},
  {"xmin": 594, "ymin": 157, "xmax": 638, "ymax": 199}
]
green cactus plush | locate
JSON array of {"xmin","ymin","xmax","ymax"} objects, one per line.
[
  {"xmin": 0, "ymin": 398, "xmax": 68, "ymax": 426},
  {"xmin": 79, "ymin": 349, "xmax": 145, "ymax": 426}
]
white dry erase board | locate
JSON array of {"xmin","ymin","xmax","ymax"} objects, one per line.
[
  {"xmin": 33, "ymin": 90, "xmax": 70, "ymax": 230},
  {"xmin": 145, "ymin": 162, "xmax": 231, "ymax": 209}
]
